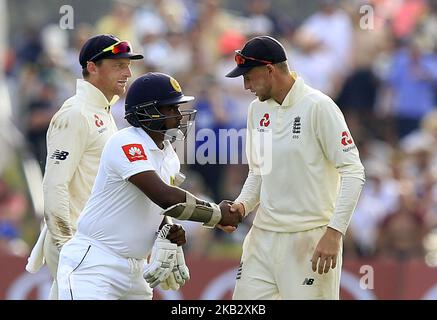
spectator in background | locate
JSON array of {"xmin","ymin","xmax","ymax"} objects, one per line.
[
  {"xmin": 25, "ymin": 83, "xmax": 57, "ymax": 172},
  {"xmin": 290, "ymin": 0, "xmax": 353, "ymax": 96},
  {"xmin": 214, "ymin": 31, "xmax": 252, "ymax": 202},
  {"xmin": 0, "ymin": 179, "xmax": 28, "ymax": 257},
  {"xmin": 196, "ymin": 0, "xmax": 240, "ymax": 68},
  {"xmin": 336, "ymin": 1, "xmax": 390, "ymax": 134},
  {"xmin": 376, "ymin": 209, "xmax": 426, "ymax": 260},
  {"xmin": 391, "ymin": 0, "xmax": 427, "ymax": 41},
  {"xmin": 95, "ymin": 1, "xmax": 137, "ymax": 46},
  {"xmin": 65, "ymin": 24, "xmax": 94, "ymax": 78},
  {"xmin": 14, "ymin": 27, "xmax": 42, "ymax": 67},
  {"xmin": 414, "ymin": 0, "xmax": 437, "ymax": 54},
  {"xmin": 386, "ymin": 36, "xmax": 437, "ymax": 138},
  {"xmin": 401, "ymin": 111, "xmax": 437, "ymax": 228},
  {"xmin": 349, "ymin": 161, "xmax": 400, "ymax": 256},
  {"xmin": 190, "ymin": 74, "xmax": 231, "ymax": 200},
  {"xmin": 242, "ymin": 0, "xmax": 278, "ymax": 37}
]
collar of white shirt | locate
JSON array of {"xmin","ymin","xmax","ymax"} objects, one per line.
[
  {"xmin": 134, "ymin": 127, "xmax": 173, "ymax": 154},
  {"xmin": 76, "ymin": 79, "xmax": 119, "ymax": 111}
]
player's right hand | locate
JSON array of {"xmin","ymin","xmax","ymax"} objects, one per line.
[
  {"xmin": 144, "ymin": 225, "xmax": 178, "ymax": 288},
  {"xmin": 217, "ymin": 200, "xmax": 242, "ymax": 231},
  {"xmin": 230, "ymin": 202, "xmax": 245, "ymax": 217},
  {"xmin": 217, "ymin": 202, "xmax": 245, "ymax": 233}
]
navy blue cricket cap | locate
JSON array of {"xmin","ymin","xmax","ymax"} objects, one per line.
[
  {"xmin": 79, "ymin": 34, "xmax": 143, "ymax": 69},
  {"xmin": 225, "ymin": 36, "xmax": 287, "ymax": 78}
]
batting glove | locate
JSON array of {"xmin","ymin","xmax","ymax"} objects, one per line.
[
  {"xmin": 160, "ymin": 246, "xmax": 190, "ymax": 290},
  {"xmin": 143, "ymin": 225, "xmax": 177, "ymax": 288}
]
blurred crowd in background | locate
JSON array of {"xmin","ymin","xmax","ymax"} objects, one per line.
[{"xmin": 0, "ymin": 0, "xmax": 437, "ymax": 266}]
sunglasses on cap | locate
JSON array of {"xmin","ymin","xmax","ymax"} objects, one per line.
[
  {"xmin": 88, "ymin": 41, "xmax": 132, "ymax": 62},
  {"xmin": 234, "ymin": 50, "xmax": 272, "ymax": 66}
]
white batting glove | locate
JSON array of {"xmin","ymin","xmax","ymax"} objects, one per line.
[
  {"xmin": 174, "ymin": 245, "xmax": 190, "ymax": 285},
  {"xmin": 160, "ymin": 246, "xmax": 190, "ymax": 290},
  {"xmin": 160, "ymin": 271, "xmax": 179, "ymax": 291},
  {"xmin": 143, "ymin": 225, "xmax": 177, "ymax": 288}
]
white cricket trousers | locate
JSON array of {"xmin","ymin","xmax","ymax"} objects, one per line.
[
  {"xmin": 57, "ymin": 233, "xmax": 153, "ymax": 300},
  {"xmin": 233, "ymin": 225, "xmax": 342, "ymax": 300}
]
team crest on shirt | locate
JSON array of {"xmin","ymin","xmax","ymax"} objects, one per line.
[
  {"xmin": 292, "ymin": 116, "xmax": 301, "ymax": 139},
  {"xmin": 122, "ymin": 144, "xmax": 148, "ymax": 162}
]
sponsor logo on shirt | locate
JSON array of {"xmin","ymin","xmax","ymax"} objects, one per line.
[
  {"xmin": 94, "ymin": 114, "xmax": 104, "ymax": 128},
  {"xmin": 302, "ymin": 277, "xmax": 315, "ymax": 285},
  {"xmin": 50, "ymin": 149, "xmax": 69, "ymax": 161},
  {"xmin": 98, "ymin": 127, "xmax": 108, "ymax": 134},
  {"xmin": 341, "ymin": 131, "xmax": 353, "ymax": 146},
  {"xmin": 292, "ymin": 116, "xmax": 301, "ymax": 139},
  {"xmin": 122, "ymin": 144, "xmax": 148, "ymax": 162},
  {"xmin": 259, "ymin": 113, "xmax": 270, "ymax": 127},
  {"xmin": 341, "ymin": 131, "xmax": 356, "ymax": 152}
]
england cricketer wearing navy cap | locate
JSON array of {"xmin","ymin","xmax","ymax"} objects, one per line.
[
  {"xmin": 224, "ymin": 36, "xmax": 365, "ymax": 299},
  {"xmin": 25, "ymin": 34, "xmax": 143, "ymax": 299}
]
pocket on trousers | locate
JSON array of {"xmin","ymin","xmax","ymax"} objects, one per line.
[{"xmin": 57, "ymin": 243, "xmax": 92, "ymax": 299}]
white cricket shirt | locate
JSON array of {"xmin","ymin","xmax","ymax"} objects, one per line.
[
  {"xmin": 77, "ymin": 127, "xmax": 180, "ymax": 259},
  {"xmin": 43, "ymin": 79, "xmax": 118, "ymax": 247},
  {"xmin": 236, "ymin": 73, "xmax": 365, "ymax": 233}
]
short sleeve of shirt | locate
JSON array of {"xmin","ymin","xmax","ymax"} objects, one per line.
[
  {"xmin": 104, "ymin": 133, "xmax": 155, "ymax": 180},
  {"xmin": 314, "ymin": 96, "xmax": 362, "ymax": 170}
]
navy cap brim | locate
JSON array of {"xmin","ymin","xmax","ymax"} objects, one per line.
[
  {"xmin": 173, "ymin": 95, "xmax": 195, "ymax": 104},
  {"xmin": 225, "ymin": 65, "xmax": 254, "ymax": 78},
  {"xmin": 159, "ymin": 95, "xmax": 195, "ymax": 107}
]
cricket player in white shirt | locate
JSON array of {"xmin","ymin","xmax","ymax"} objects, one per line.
[
  {"xmin": 225, "ymin": 36, "xmax": 365, "ymax": 299},
  {"xmin": 56, "ymin": 72, "xmax": 241, "ymax": 300},
  {"xmin": 25, "ymin": 34, "xmax": 144, "ymax": 299}
]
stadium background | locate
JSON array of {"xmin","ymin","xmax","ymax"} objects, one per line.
[{"xmin": 0, "ymin": 0, "xmax": 436, "ymax": 299}]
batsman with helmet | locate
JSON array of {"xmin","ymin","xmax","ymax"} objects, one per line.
[{"xmin": 56, "ymin": 72, "xmax": 241, "ymax": 300}]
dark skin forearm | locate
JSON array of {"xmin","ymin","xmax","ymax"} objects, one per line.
[
  {"xmin": 129, "ymin": 170, "xmax": 241, "ymax": 228},
  {"xmin": 129, "ymin": 171, "xmax": 209, "ymax": 209},
  {"xmin": 129, "ymin": 171, "xmax": 186, "ymax": 209}
]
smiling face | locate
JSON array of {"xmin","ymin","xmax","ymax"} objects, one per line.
[
  {"xmin": 242, "ymin": 65, "xmax": 273, "ymax": 102},
  {"xmin": 87, "ymin": 58, "xmax": 132, "ymax": 101}
]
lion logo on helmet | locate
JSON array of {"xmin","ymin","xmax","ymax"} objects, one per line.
[{"xmin": 170, "ymin": 77, "xmax": 182, "ymax": 92}]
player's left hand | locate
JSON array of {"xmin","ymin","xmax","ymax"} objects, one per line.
[
  {"xmin": 311, "ymin": 227, "xmax": 342, "ymax": 274},
  {"xmin": 167, "ymin": 224, "xmax": 186, "ymax": 246}
]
